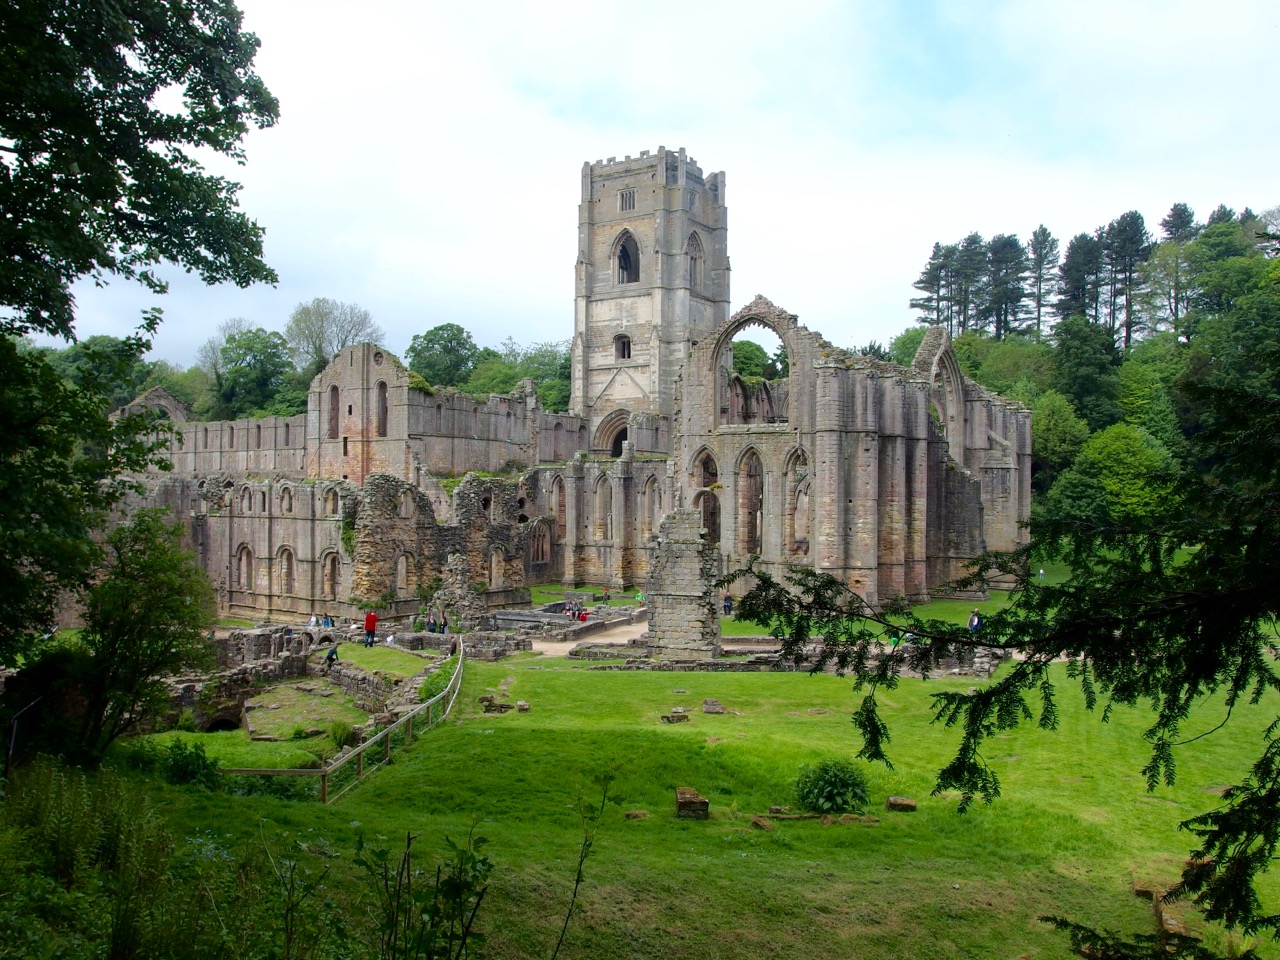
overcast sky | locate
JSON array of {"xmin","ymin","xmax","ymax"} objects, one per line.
[{"xmin": 66, "ymin": 0, "xmax": 1280, "ymax": 367}]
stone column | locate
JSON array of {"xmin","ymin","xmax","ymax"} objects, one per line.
[
  {"xmin": 813, "ymin": 365, "xmax": 844, "ymax": 575},
  {"xmin": 847, "ymin": 372, "xmax": 880, "ymax": 604},
  {"xmin": 612, "ymin": 444, "xmax": 634, "ymax": 589},
  {"xmin": 561, "ymin": 458, "xmax": 584, "ymax": 587}
]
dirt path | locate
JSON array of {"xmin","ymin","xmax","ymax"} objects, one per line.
[{"xmin": 528, "ymin": 620, "xmax": 648, "ymax": 657}]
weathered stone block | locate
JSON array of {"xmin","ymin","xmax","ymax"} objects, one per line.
[
  {"xmin": 885, "ymin": 795, "xmax": 917, "ymax": 812},
  {"xmin": 702, "ymin": 698, "xmax": 725, "ymax": 714},
  {"xmin": 660, "ymin": 713, "xmax": 690, "ymax": 724},
  {"xmin": 516, "ymin": 700, "xmax": 530, "ymax": 712},
  {"xmin": 675, "ymin": 787, "xmax": 709, "ymax": 820}
]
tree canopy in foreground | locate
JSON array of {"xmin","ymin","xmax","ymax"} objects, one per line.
[{"xmin": 729, "ymin": 264, "xmax": 1280, "ymax": 948}]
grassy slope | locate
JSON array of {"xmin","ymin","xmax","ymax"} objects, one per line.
[{"xmin": 147, "ymin": 653, "xmax": 1279, "ymax": 959}]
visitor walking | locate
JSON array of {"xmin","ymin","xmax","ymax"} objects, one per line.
[
  {"xmin": 364, "ymin": 610, "xmax": 378, "ymax": 647},
  {"xmin": 968, "ymin": 609, "xmax": 982, "ymax": 635},
  {"xmin": 325, "ymin": 645, "xmax": 338, "ymax": 670},
  {"xmin": 723, "ymin": 594, "xmax": 733, "ymax": 616}
]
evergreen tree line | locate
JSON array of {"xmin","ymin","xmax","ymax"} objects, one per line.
[
  {"xmin": 893, "ymin": 206, "xmax": 1278, "ymax": 525},
  {"xmin": 910, "ymin": 202, "xmax": 1277, "ymax": 348},
  {"xmin": 22, "ymin": 306, "xmax": 573, "ymax": 422}
]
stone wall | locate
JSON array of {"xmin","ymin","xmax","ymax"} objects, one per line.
[{"xmin": 640, "ymin": 509, "xmax": 721, "ymax": 658}]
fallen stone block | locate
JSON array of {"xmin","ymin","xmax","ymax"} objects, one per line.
[
  {"xmin": 676, "ymin": 787, "xmax": 709, "ymax": 820},
  {"xmin": 750, "ymin": 815, "xmax": 776, "ymax": 832},
  {"xmin": 625, "ymin": 810, "xmax": 650, "ymax": 820},
  {"xmin": 661, "ymin": 713, "xmax": 690, "ymax": 724},
  {"xmin": 477, "ymin": 694, "xmax": 495, "ymax": 704},
  {"xmin": 885, "ymin": 795, "xmax": 917, "ymax": 812},
  {"xmin": 517, "ymin": 700, "xmax": 530, "ymax": 712},
  {"xmin": 769, "ymin": 805, "xmax": 789, "ymax": 815},
  {"xmin": 483, "ymin": 701, "xmax": 515, "ymax": 714},
  {"xmin": 702, "ymin": 698, "xmax": 725, "ymax": 714}
]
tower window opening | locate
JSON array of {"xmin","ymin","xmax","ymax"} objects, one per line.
[
  {"xmin": 615, "ymin": 335, "xmax": 631, "ymax": 360},
  {"xmin": 616, "ymin": 233, "xmax": 639, "ymax": 284},
  {"xmin": 619, "ymin": 189, "xmax": 635, "ymax": 212}
]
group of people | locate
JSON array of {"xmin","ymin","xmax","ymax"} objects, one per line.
[
  {"xmin": 423, "ymin": 610, "xmax": 450, "ymax": 634},
  {"xmin": 307, "ymin": 613, "xmax": 335, "ymax": 628},
  {"xmin": 563, "ymin": 600, "xmax": 590, "ymax": 621}
]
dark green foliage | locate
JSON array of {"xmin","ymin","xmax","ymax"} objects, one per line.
[
  {"xmin": 161, "ymin": 738, "xmax": 220, "ymax": 789},
  {"xmin": 354, "ymin": 826, "xmax": 493, "ymax": 960},
  {"xmin": 3, "ymin": 511, "xmax": 216, "ymax": 762},
  {"xmin": 1026, "ymin": 225, "xmax": 1059, "ymax": 339},
  {"xmin": 889, "ymin": 326, "xmax": 927, "ymax": 366},
  {"xmin": 794, "ymin": 758, "xmax": 869, "ymax": 814},
  {"xmin": 406, "ymin": 323, "xmax": 480, "ymax": 388},
  {"xmin": 0, "ymin": 0, "xmax": 278, "ymax": 339},
  {"xmin": 1051, "ymin": 314, "xmax": 1121, "ymax": 430},
  {"xmin": 732, "ymin": 339, "xmax": 769, "ymax": 378},
  {"xmin": 1056, "ymin": 231, "xmax": 1105, "ymax": 322},
  {"xmin": 0, "ymin": 333, "xmax": 166, "ymax": 668},
  {"xmin": 727, "ymin": 258, "xmax": 1280, "ymax": 944}
]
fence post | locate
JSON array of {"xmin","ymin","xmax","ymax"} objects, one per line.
[
  {"xmin": 358, "ymin": 750, "xmax": 364, "ymax": 779},
  {"xmin": 407, "ymin": 715, "xmax": 413, "ymax": 741},
  {"xmin": 321, "ymin": 770, "xmax": 329, "ymax": 804},
  {"xmin": 384, "ymin": 731, "xmax": 391, "ymax": 762}
]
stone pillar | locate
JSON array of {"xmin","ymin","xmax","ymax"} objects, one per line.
[
  {"xmin": 612, "ymin": 444, "xmax": 634, "ymax": 589},
  {"xmin": 642, "ymin": 509, "xmax": 721, "ymax": 659},
  {"xmin": 561, "ymin": 458, "xmax": 584, "ymax": 587},
  {"xmin": 813, "ymin": 365, "xmax": 844, "ymax": 575},
  {"xmin": 848, "ymin": 372, "xmax": 880, "ymax": 604}
]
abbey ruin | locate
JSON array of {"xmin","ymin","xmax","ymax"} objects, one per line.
[{"xmin": 125, "ymin": 147, "xmax": 1031, "ymax": 622}]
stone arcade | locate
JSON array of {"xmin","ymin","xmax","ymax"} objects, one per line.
[{"xmin": 122, "ymin": 147, "xmax": 1030, "ymax": 625}]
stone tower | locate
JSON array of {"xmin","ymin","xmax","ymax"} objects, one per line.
[{"xmin": 569, "ymin": 147, "xmax": 729, "ymax": 453}]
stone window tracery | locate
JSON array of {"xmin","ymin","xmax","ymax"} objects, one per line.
[{"xmin": 615, "ymin": 232, "xmax": 639, "ymax": 284}]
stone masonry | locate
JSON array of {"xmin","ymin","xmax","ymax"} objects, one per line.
[
  {"xmin": 641, "ymin": 509, "xmax": 721, "ymax": 659},
  {"xmin": 120, "ymin": 147, "xmax": 1030, "ymax": 624}
]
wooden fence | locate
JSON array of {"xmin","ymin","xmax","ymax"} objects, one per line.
[{"xmin": 222, "ymin": 641, "xmax": 466, "ymax": 803}]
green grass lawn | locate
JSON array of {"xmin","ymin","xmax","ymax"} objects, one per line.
[
  {"xmin": 325, "ymin": 640, "xmax": 435, "ymax": 678},
  {"xmin": 140, "ymin": 655, "xmax": 1280, "ymax": 959}
]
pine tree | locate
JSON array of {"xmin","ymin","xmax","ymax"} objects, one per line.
[
  {"xmin": 1027, "ymin": 226, "xmax": 1059, "ymax": 341},
  {"xmin": 983, "ymin": 234, "xmax": 1029, "ymax": 340},
  {"xmin": 1056, "ymin": 232, "xmax": 1104, "ymax": 323}
]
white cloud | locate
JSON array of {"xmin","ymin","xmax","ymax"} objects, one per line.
[{"xmin": 63, "ymin": 0, "xmax": 1280, "ymax": 365}]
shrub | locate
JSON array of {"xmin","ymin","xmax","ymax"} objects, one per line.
[
  {"xmin": 794, "ymin": 758, "xmax": 869, "ymax": 814},
  {"xmin": 175, "ymin": 708, "xmax": 197, "ymax": 732},
  {"xmin": 419, "ymin": 656, "xmax": 457, "ymax": 702},
  {"xmin": 329, "ymin": 720, "xmax": 355, "ymax": 750},
  {"xmin": 162, "ymin": 738, "xmax": 220, "ymax": 790}
]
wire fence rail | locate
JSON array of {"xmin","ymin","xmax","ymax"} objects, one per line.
[{"xmin": 222, "ymin": 641, "xmax": 466, "ymax": 804}]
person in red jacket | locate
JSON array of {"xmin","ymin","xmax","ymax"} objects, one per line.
[{"xmin": 364, "ymin": 610, "xmax": 378, "ymax": 647}]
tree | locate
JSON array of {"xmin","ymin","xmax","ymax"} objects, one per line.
[
  {"xmin": 1103, "ymin": 211, "xmax": 1152, "ymax": 349},
  {"xmin": 406, "ymin": 323, "xmax": 480, "ymax": 388},
  {"xmin": 1056, "ymin": 232, "xmax": 1104, "ymax": 323},
  {"xmin": 953, "ymin": 233, "xmax": 987, "ymax": 333},
  {"xmin": 1026, "ymin": 225, "xmax": 1059, "ymax": 341},
  {"xmin": 1160, "ymin": 202, "xmax": 1198, "ymax": 244},
  {"xmin": 889, "ymin": 327, "xmax": 927, "ymax": 367},
  {"xmin": 0, "ymin": 335, "xmax": 162, "ymax": 667},
  {"xmin": 982, "ymin": 234, "xmax": 1028, "ymax": 340},
  {"xmin": 1051, "ymin": 315, "xmax": 1121, "ymax": 431},
  {"xmin": 0, "ymin": 1, "xmax": 278, "ymax": 339},
  {"xmin": 284, "ymin": 297, "xmax": 384, "ymax": 376},
  {"xmin": 729, "ymin": 253, "xmax": 1280, "ymax": 953},
  {"xmin": 1206, "ymin": 203, "xmax": 1236, "ymax": 227},
  {"xmin": 1029, "ymin": 390, "xmax": 1089, "ymax": 492},
  {"xmin": 42, "ymin": 334, "xmax": 157, "ymax": 409},
  {"xmin": 1045, "ymin": 422, "xmax": 1176, "ymax": 527},
  {"xmin": 731, "ymin": 340, "xmax": 769, "ymax": 378},
  {"xmin": 212, "ymin": 327, "xmax": 295, "ymax": 419},
  {"xmin": 77, "ymin": 509, "xmax": 214, "ymax": 760},
  {"xmin": 909, "ymin": 242, "xmax": 955, "ymax": 331}
]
